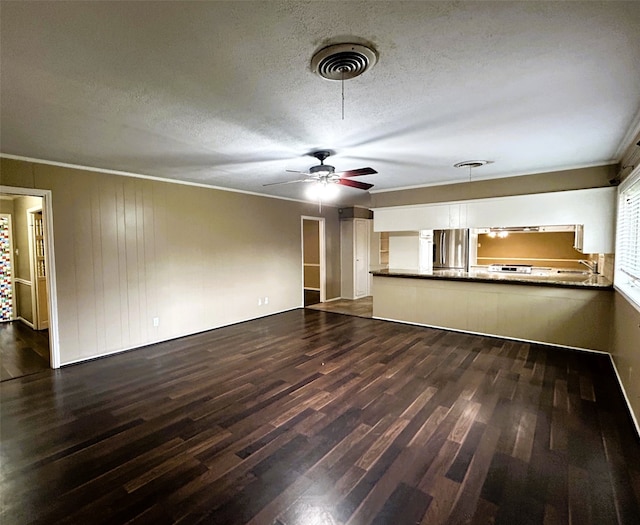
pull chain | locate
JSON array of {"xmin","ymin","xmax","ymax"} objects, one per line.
[{"xmin": 341, "ymin": 68, "xmax": 345, "ymax": 120}]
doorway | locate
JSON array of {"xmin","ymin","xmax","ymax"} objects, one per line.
[
  {"xmin": 0, "ymin": 213, "xmax": 16, "ymax": 322},
  {"xmin": 26, "ymin": 206, "xmax": 49, "ymax": 330},
  {"xmin": 301, "ymin": 216, "xmax": 325, "ymax": 307},
  {"xmin": 0, "ymin": 186, "xmax": 60, "ymax": 377}
]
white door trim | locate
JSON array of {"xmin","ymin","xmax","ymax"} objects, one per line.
[
  {"xmin": 1, "ymin": 186, "xmax": 60, "ymax": 369},
  {"xmin": 301, "ymin": 216, "xmax": 326, "ymax": 305},
  {"xmin": 26, "ymin": 205, "xmax": 41, "ymax": 329}
]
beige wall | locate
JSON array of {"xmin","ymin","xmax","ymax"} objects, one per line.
[
  {"xmin": 15, "ymin": 282, "xmax": 33, "ymax": 323},
  {"xmin": 0, "ymin": 158, "xmax": 341, "ymax": 364},
  {"xmin": 611, "ymin": 148, "xmax": 640, "ymax": 426},
  {"xmin": 0, "ymin": 198, "xmax": 14, "ymax": 215},
  {"xmin": 371, "ymin": 164, "xmax": 617, "ymax": 208},
  {"xmin": 610, "ymin": 293, "xmax": 640, "ymax": 426}
]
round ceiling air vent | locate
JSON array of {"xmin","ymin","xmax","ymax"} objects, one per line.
[
  {"xmin": 311, "ymin": 43, "xmax": 378, "ymax": 81},
  {"xmin": 453, "ymin": 160, "xmax": 489, "ymax": 169}
]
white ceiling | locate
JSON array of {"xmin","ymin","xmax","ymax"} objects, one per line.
[{"xmin": 1, "ymin": 1, "xmax": 639, "ymax": 206}]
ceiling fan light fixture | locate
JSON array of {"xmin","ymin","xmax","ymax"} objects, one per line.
[
  {"xmin": 309, "ymin": 164, "xmax": 335, "ymax": 175},
  {"xmin": 264, "ymin": 150, "xmax": 374, "ymax": 193},
  {"xmin": 306, "ymin": 180, "xmax": 339, "ymax": 201}
]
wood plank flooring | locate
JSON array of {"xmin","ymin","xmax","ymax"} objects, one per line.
[
  {"xmin": 1, "ymin": 309, "xmax": 639, "ymax": 524},
  {"xmin": 306, "ymin": 296, "xmax": 373, "ymax": 318},
  {"xmin": 0, "ymin": 321, "xmax": 50, "ymax": 381}
]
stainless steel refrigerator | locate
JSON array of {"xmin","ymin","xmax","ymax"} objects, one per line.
[{"xmin": 433, "ymin": 229, "xmax": 469, "ymax": 270}]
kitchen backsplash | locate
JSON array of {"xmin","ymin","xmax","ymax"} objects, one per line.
[{"xmin": 477, "ymin": 231, "xmax": 612, "ymax": 276}]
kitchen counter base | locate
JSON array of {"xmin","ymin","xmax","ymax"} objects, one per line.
[{"xmin": 373, "ymin": 275, "xmax": 613, "ymax": 351}]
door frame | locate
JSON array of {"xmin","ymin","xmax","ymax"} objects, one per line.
[
  {"xmin": 0, "ymin": 186, "xmax": 60, "ymax": 369},
  {"xmin": 301, "ymin": 216, "xmax": 326, "ymax": 305},
  {"xmin": 26, "ymin": 205, "xmax": 48, "ymax": 330}
]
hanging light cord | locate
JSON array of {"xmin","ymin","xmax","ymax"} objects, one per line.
[{"xmin": 341, "ymin": 68, "xmax": 345, "ymax": 120}]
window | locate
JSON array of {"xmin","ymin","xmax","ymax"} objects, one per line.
[{"xmin": 615, "ymin": 166, "xmax": 640, "ymax": 310}]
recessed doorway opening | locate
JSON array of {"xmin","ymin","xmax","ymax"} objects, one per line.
[
  {"xmin": 301, "ymin": 216, "xmax": 325, "ymax": 307},
  {"xmin": 0, "ymin": 185, "xmax": 60, "ymax": 378}
]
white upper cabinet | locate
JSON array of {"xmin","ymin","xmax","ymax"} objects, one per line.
[
  {"xmin": 448, "ymin": 203, "xmax": 467, "ymax": 229},
  {"xmin": 373, "ymin": 187, "xmax": 616, "ymax": 253},
  {"xmin": 373, "ymin": 202, "xmax": 451, "ymax": 231}
]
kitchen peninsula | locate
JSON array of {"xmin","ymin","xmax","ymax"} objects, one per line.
[
  {"xmin": 371, "ymin": 267, "xmax": 613, "ymax": 351},
  {"xmin": 370, "ymin": 186, "xmax": 617, "ymax": 352}
]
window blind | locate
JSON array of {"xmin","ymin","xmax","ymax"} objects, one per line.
[{"xmin": 616, "ymin": 167, "xmax": 640, "ymax": 307}]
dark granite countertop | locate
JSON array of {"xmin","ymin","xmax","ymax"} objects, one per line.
[{"xmin": 371, "ymin": 267, "xmax": 613, "ymax": 290}]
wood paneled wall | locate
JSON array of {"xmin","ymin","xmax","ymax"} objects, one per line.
[
  {"xmin": 0, "ymin": 158, "xmax": 341, "ymax": 364},
  {"xmin": 611, "ymin": 293, "xmax": 640, "ymax": 426}
]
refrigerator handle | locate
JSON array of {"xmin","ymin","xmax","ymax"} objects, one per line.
[{"xmin": 437, "ymin": 230, "xmax": 444, "ymax": 266}]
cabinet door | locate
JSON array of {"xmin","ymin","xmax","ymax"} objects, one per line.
[
  {"xmin": 374, "ymin": 204, "xmax": 450, "ymax": 231},
  {"xmin": 374, "ymin": 187, "xmax": 615, "ymax": 254},
  {"xmin": 465, "ymin": 187, "xmax": 615, "ymax": 252}
]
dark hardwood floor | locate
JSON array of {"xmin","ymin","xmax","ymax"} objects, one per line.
[
  {"xmin": 0, "ymin": 321, "xmax": 50, "ymax": 381},
  {"xmin": 1, "ymin": 309, "xmax": 638, "ymax": 524},
  {"xmin": 306, "ymin": 296, "xmax": 373, "ymax": 318}
]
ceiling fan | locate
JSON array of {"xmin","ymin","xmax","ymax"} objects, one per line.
[{"xmin": 263, "ymin": 150, "xmax": 377, "ymax": 191}]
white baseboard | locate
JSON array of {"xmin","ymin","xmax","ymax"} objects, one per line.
[{"xmin": 17, "ymin": 316, "xmax": 35, "ymax": 329}]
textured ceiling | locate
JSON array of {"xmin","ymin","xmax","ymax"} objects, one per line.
[{"xmin": 1, "ymin": 1, "xmax": 639, "ymax": 206}]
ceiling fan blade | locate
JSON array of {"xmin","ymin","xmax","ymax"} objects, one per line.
[
  {"xmin": 337, "ymin": 167, "xmax": 378, "ymax": 178},
  {"xmin": 286, "ymin": 169, "xmax": 308, "ymax": 174},
  {"xmin": 263, "ymin": 179, "xmax": 311, "ymax": 187},
  {"xmin": 338, "ymin": 179, "xmax": 374, "ymax": 190}
]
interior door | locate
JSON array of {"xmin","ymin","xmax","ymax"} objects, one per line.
[
  {"xmin": 354, "ymin": 219, "xmax": 369, "ymax": 297},
  {"xmin": 28, "ymin": 209, "xmax": 48, "ymax": 329}
]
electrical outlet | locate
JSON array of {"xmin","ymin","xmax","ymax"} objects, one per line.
[
  {"xmin": 258, "ymin": 298, "xmax": 262, "ymax": 306},
  {"xmin": 153, "ymin": 317, "xmax": 159, "ymax": 327},
  {"xmin": 264, "ymin": 296, "xmax": 269, "ymax": 305}
]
